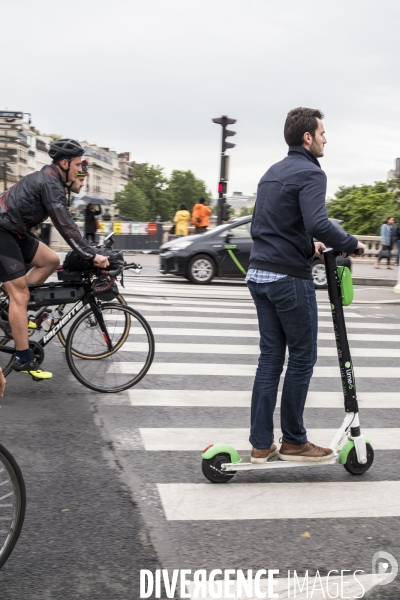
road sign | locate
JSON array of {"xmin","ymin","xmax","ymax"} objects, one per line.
[
  {"xmin": 0, "ymin": 136, "xmax": 21, "ymax": 143},
  {"xmin": 0, "ymin": 111, "xmax": 23, "ymax": 119},
  {"xmin": 0, "ymin": 124, "xmax": 22, "ymax": 130},
  {"xmin": 0, "ymin": 148, "xmax": 18, "ymax": 160}
]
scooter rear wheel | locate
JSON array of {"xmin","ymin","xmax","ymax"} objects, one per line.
[
  {"xmin": 202, "ymin": 453, "xmax": 236, "ymax": 483},
  {"xmin": 344, "ymin": 443, "xmax": 374, "ymax": 475}
]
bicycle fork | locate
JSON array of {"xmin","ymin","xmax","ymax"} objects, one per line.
[{"xmin": 90, "ymin": 301, "xmax": 113, "ymax": 352}]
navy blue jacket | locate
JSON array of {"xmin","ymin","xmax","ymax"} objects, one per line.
[{"xmin": 249, "ymin": 146, "xmax": 358, "ymax": 280}]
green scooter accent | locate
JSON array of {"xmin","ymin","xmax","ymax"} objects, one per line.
[
  {"xmin": 339, "ymin": 438, "xmax": 371, "ymax": 464},
  {"xmin": 202, "ymin": 444, "xmax": 241, "ymax": 463},
  {"xmin": 337, "ymin": 266, "xmax": 354, "ymax": 306}
]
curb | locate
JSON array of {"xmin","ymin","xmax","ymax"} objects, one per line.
[{"xmin": 352, "ymin": 277, "xmax": 397, "ymax": 287}]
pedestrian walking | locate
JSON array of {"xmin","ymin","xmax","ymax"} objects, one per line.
[
  {"xmin": 173, "ymin": 204, "xmax": 191, "ymax": 237},
  {"xmin": 247, "ymin": 107, "xmax": 365, "ymax": 464},
  {"xmin": 191, "ymin": 198, "xmax": 212, "ymax": 234},
  {"xmin": 84, "ymin": 203, "xmax": 101, "ymax": 243},
  {"xmin": 375, "ymin": 216, "xmax": 395, "ymax": 269}
]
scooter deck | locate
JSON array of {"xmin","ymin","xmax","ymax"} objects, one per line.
[{"xmin": 222, "ymin": 453, "xmax": 339, "ymax": 472}]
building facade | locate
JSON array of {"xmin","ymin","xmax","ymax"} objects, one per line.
[{"xmin": 0, "ymin": 111, "xmax": 134, "ymax": 217}]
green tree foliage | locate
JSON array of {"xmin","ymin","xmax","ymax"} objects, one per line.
[
  {"xmin": 114, "ymin": 164, "xmax": 212, "ymax": 221},
  {"xmin": 327, "ymin": 181, "xmax": 400, "ymax": 235},
  {"xmin": 129, "ymin": 164, "xmax": 169, "ymax": 220},
  {"xmin": 239, "ymin": 205, "xmax": 254, "ymax": 217},
  {"xmin": 167, "ymin": 170, "xmax": 211, "ymax": 214},
  {"xmin": 114, "ymin": 182, "xmax": 150, "ymax": 221}
]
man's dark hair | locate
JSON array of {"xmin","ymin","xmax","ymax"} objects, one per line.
[
  {"xmin": 284, "ymin": 107, "xmax": 324, "ymax": 146},
  {"xmin": 386, "ymin": 216, "xmax": 393, "ymax": 223},
  {"xmin": 199, "ymin": 197, "xmax": 205, "ymax": 204},
  {"xmin": 180, "ymin": 203, "xmax": 187, "ymax": 210}
]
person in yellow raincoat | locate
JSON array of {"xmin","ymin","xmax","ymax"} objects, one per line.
[{"xmin": 173, "ymin": 204, "xmax": 191, "ymax": 237}]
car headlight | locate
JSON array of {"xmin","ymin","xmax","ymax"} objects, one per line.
[{"xmin": 169, "ymin": 240, "xmax": 193, "ymax": 251}]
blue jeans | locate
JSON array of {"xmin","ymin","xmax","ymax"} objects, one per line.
[
  {"xmin": 247, "ymin": 276, "xmax": 318, "ymax": 448},
  {"xmin": 397, "ymin": 241, "xmax": 400, "ymax": 266}
]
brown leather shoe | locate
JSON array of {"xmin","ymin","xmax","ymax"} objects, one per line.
[
  {"xmin": 279, "ymin": 439, "xmax": 334, "ymax": 462},
  {"xmin": 251, "ymin": 444, "xmax": 278, "ymax": 464}
]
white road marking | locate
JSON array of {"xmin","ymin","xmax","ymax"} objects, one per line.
[
  {"xmin": 124, "ymin": 304, "xmax": 363, "ymax": 318},
  {"xmin": 110, "ymin": 314, "xmax": 400, "ymax": 328},
  {"xmin": 157, "ymin": 481, "xmax": 400, "ymax": 520},
  {"xmin": 126, "ymin": 389, "xmax": 400, "ymax": 408},
  {"xmin": 121, "ymin": 342, "xmax": 400, "ymax": 358},
  {"xmin": 117, "ymin": 363, "xmax": 400, "ymax": 378},
  {"xmin": 112, "ymin": 326, "xmax": 400, "ymax": 341},
  {"xmin": 139, "ymin": 427, "xmax": 400, "ymax": 451}
]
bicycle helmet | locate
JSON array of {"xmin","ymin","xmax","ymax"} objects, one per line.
[{"xmin": 48, "ymin": 139, "xmax": 85, "ymax": 162}]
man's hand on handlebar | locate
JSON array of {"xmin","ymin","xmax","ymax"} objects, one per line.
[
  {"xmin": 314, "ymin": 242, "xmax": 326, "ymax": 257},
  {"xmin": 351, "ymin": 242, "xmax": 366, "ymax": 257},
  {"xmin": 93, "ymin": 254, "xmax": 110, "ymax": 269}
]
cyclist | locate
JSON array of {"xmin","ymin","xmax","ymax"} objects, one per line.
[{"xmin": 0, "ymin": 139, "xmax": 109, "ymax": 380}]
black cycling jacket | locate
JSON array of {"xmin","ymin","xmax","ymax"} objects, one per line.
[{"xmin": 0, "ymin": 165, "xmax": 96, "ymax": 259}]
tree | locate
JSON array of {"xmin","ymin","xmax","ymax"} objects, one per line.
[
  {"xmin": 114, "ymin": 182, "xmax": 150, "ymax": 221},
  {"xmin": 239, "ymin": 205, "xmax": 254, "ymax": 217},
  {"xmin": 166, "ymin": 170, "xmax": 211, "ymax": 214},
  {"xmin": 327, "ymin": 181, "xmax": 400, "ymax": 235},
  {"xmin": 129, "ymin": 164, "xmax": 169, "ymax": 220}
]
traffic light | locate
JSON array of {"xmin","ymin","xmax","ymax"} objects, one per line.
[
  {"xmin": 218, "ymin": 181, "xmax": 227, "ymax": 194},
  {"xmin": 222, "ymin": 202, "xmax": 231, "ymax": 222},
  {"xmin": 212, "ymin": 116, "xmax": 236, "ymax": 153}
]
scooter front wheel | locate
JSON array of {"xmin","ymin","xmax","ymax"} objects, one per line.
[
  {"xmin": 344, "ymin": 443, "xmax": 374, "ymax": 475},
  {"xmin": 202, "ymin": 453, "xmax": 236, "ymax": 483}
]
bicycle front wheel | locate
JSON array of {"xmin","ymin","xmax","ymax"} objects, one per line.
[
  {"xmin": 0, "ymin": 445, "xmax": 26, "ymax": 570},
  {"xmin": 65, "ymin": 304, "xmax": 155, "ymax": 393}
]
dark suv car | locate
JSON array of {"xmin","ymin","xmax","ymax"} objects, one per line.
[{"xmin": 159, "ymin": 215, "xmax": 350, "ymax": 286}]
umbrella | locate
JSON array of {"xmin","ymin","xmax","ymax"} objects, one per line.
[{"xmin": 80, "ymin": 194, "xmax": 112, "ymax": 206}]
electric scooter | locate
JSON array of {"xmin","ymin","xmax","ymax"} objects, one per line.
[{"xmin": 201, "ymin": 248, "xmax": 374, "ymax": 483}]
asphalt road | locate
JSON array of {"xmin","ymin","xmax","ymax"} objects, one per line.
[
  {"xmin": 0, "ymin": 274, "xmax": 399, "ymax": 599},
  {"xmin": 0, "ymin": 345, "xmax": 161, "ymax": 599}
]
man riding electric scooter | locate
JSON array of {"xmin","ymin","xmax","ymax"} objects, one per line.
[{"xmin": 246, "ymin": 107, "xmax": 366, "ymax": 464}]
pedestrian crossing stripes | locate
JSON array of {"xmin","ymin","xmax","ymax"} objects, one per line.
[
  {"xmin": 138, "ymin": 428, "xmax": 400, "ymax": 451},
  {"xmin": 120, "ymin": 363, "xmax": 400, "ymax": 378},
  {"xmin": 122, "ymin": 342, "xmax": 400, "ymax": 357},
  {"xmin": 125, "ymin": 389, "xmax": 400, "ymax": 408},
  {"xmin": 116, "ymin": 326, "xmax": 400, "ymax": 341},
  {"xmin": 95, "ymin": 276, "xmax": 400, "ymax": 592},
  {"xmin": 157, "ymin": 481, "xmax": 400, "ymax": 520}
]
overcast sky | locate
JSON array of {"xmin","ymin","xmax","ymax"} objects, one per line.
[{"xmin": 1, "ymin": 0, "xmax": 399, "ymax": 197}]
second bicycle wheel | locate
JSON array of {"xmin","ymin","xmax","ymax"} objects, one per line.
[
  {"xmin": 0, "ymin": 445, "xmax": 26, "ymax": 570},
  {"xmin": 65, "ymin": 303, "xmax": 155, "ymax": 392},
  {"xmin": 56, "ymin": 294, "xmax": 127, "ymax": 352}
]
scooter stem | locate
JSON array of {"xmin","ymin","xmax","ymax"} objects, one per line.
[{"xmin": 323, "ymin": 249, "xmax": 360, "ymax": 438}]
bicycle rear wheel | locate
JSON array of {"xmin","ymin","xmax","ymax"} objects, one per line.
[
  {"xmin": 0, "ymin": 445, "xmax": 26, "ymax": 570},
  {"xmin": 65, "ymin": 304, "xmax": 155, "ymax": 392}
]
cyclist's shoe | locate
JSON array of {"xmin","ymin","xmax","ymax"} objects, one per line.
[
  {"xmin": 278, "ymin": 439, "xmax": 334, "ymax": 462},
  {"xmin": 12, "ymin": 357, "xmax": 52, "ymax": 381},
  {"xmin": 28, "ymin": 320, "xmax": 37, "ymax": 330}
]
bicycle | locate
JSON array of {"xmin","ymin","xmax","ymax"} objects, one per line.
[
  {"xmin": 0, "ymin": 258, "xmax": 155, "ymax": 393},
  {"xmin": 0, "ymin": 444, "xmax": 26, "ymax": 570}
]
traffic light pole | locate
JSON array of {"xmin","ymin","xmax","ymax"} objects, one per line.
[{"xmin": 212, "ymin": 116, "xmax": 236, "ymax": 226}]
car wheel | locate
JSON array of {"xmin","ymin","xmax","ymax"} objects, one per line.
[
  {"xmin": 187, "ymin": 254, "xmax": 215, "ymax": 284},
  {"xmin": 312, "ymin": 259, "xmax": 327, "ymax": 288}
]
